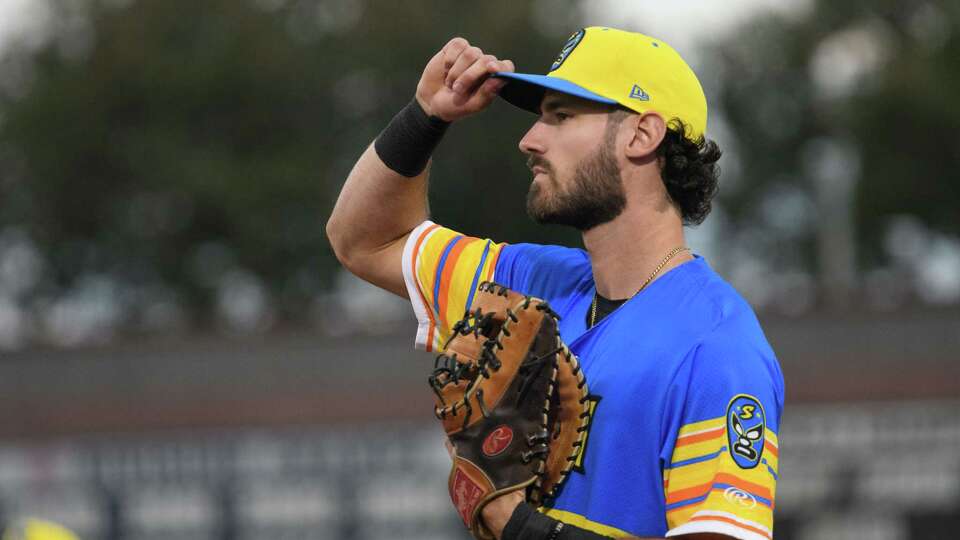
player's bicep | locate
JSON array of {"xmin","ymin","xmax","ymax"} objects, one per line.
[{"xmin": 344, "ymin": 231, "xmax": 411, "ymax": 299}]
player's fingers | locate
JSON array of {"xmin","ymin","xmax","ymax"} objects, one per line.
[
  {"xmin": 441, "ymin": 37, "xmax": 470, "ymax": 69},
  {"xmin": 473, "ymin": 58, "xmax": 513, "ymax": 98},
  {"xmin": 455, "ymin": 77, "xmax": 505, "ymax": 110},
  {"xmin": 483, "ymin": 59, "xmax": 515, "ymax": 94},
  {"xmin": 451, "ymin": 54, "xmax": 499, "ymax": 94},
  {"xmin": 444, "ymin": 46, "xmax": 483, "ymax": 89},
  {"xmin": 424, "ymin": 49, "xmax": 445, "ymax": 72},
  {"xmin": 478, "ymin": 76, "xmax": 507, "ymax": 97}
]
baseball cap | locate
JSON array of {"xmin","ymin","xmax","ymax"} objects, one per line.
[{"xmin": 494, "ymin": 27, "xmax": 708, "ymax": 140}]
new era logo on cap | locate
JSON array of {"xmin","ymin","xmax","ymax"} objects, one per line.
[{"xmin": 629, "ymin": 85, "xmax": 650, "ymax": 101}]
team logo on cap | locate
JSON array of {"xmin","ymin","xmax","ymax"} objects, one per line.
[
  {"xmin": 726, "ymin": 394, "xmax": 765, "ymax": 469},
  {"xmin": 550, "ymin": 29, "xmax": 585, "ymax": 72}
]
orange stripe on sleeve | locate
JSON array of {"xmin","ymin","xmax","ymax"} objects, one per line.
[
  {"xmin": 764, "ymin": 440, "xmax": 778, "ymax": 458},
  {"xmin": 435, "ymin": 236, "xmax": 474, "ymax": 331},
  {"xmin": 666, "ymin": 482, "xmax": 710, "ymax": 506},
  {"xmin": 675, "ymin": 427, "xmax": 725, "ymax": 447}
]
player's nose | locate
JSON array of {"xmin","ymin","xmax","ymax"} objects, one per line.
[{"xmin": 518, "ymin": 121, "xmax": 547, "ymax": 156}]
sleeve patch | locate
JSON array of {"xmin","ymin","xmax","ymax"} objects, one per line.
[{"xmin": 726, "ymin": 394, "xmax": 766, "ymax": 469}]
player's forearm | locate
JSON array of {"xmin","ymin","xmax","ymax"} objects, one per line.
[
  {"xmin": 325, "ymin": 139, "xmax": 430, "ymax": 272},
  {"xmin": 326, "ymin": 92, "xmax": 452, "ymax": 278},
  {"xmin": 328, "ymin": 37, "xmax": 510, "ymax": 296}
]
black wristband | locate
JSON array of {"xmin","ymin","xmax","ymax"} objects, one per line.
[
  {"xmin": 501, "ymin": 503, "xmax": 564, "ymax": 540},
  {"xmin": 374, "ymin": 99, "xmax": 450, "ymax": 177}
]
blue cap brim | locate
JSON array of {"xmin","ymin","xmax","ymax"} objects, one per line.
[{"xmin": 492, "ymin": 72, "xmax": 617, "ymax": 114}]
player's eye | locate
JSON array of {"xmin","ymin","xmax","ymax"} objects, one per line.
[{"xmin": 555, "ymin": 112, "xmax": 571, "ymax": 121}]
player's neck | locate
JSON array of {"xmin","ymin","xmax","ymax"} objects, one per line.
[{"xmin": 582, "ymin": 196, "xmax": 691, "ymax": 300}]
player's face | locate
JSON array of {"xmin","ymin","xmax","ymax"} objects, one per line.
[{"xmin": 519, "ymin": 92, "xmax": 627, "ymax": 231}]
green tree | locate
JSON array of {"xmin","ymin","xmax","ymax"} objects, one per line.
[
  {"xmin": 709, "ymin": 0, "xmax": 960, "ymax": 284},
  {"xmin": 0, "ymin": 0, "xmax": 578, "ymax": 332}
]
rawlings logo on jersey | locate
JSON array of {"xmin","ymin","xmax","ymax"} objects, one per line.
[
  {"xmin": 726, "ymin": 394, "xmax": 765, "ymax": 469},
  {"xmin": 550, "ymin": 29, "xmax": 585, "ymax": 72}
]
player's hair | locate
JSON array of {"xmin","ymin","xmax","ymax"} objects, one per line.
[
  {"xmin": 607, "ymin": 110, "xmax": 721, "ymax": 225},
  {"xmin": 656, "ymin": 119, "xmax": 721, "ymax": 226}
]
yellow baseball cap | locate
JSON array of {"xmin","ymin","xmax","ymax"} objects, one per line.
[{"xmin": 495, "ymin": 27, "xmax": 708, "ymax": 140}]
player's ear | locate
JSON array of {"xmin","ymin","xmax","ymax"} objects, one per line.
[{"xmin": 624, "ymin": 112, "xmax": 666, "ymax": 160}]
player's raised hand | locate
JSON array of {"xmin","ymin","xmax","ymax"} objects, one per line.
[{"xmin": 416, "ymin": 37, "xmax": 515, "ymax": 122}]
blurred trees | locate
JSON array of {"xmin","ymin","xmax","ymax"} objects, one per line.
[
  {"xmin": 0, "ymin": 0, "xmax": 577, "ymax": 342},
  {"xmin": 0, "ymin": 0, "xmax": 958, "ymax": 347},
  {"xmin": 708, "ymin": 0, "xmax": 960, "ymax": 307}
]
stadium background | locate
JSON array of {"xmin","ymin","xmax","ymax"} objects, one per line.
[{"xmin": 0, "ymin": 0, "xmax": 958, "ymax": 539}]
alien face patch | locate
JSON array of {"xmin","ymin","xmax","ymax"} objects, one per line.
[{"xmin": 726, "ymin": 394, "xmax": 765, "ymax": 469}]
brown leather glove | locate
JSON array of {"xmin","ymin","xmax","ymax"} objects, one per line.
[{"xmin": 429, "ymin": 281, "xmax": 590, "ymax": 539}]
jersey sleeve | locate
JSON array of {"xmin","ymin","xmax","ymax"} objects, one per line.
[
  {"xmin": 493, "ymin": 242, "xmax": 589, "ymax": 303},
  {"xmin": 401, "ymin": 220, "xmax": 507, "ymax": 352},
  {"xmin": 660, "ymin": 329, "xmax": 785, "ymax": 540}
]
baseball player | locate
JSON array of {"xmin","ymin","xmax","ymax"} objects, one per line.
[{"xmin": 327, "ymin": 27, "xmax": 784, "ymax": 540}]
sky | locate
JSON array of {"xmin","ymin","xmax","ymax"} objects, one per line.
[
  {"xmin": 0, "ymin": 0, "xmax": 52, "ymax": 55},
  {"xmin": 588, "ymin": 0, "xmax": 812, "ymax": 54}
]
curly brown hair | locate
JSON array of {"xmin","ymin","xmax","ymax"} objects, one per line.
[{"xmin": 655, "ymin": 119, "xmax": 722, "ymax": 226}]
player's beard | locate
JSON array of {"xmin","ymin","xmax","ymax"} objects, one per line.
[{"xmin": 525, "ymin": 134, "xmax": 627, "ymax": 232}]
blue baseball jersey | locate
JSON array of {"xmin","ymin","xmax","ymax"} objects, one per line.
[{"xmin": 403, "ymin": 221, "xmax": 784, "ymax": 540}]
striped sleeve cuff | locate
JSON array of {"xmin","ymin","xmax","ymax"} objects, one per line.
[
  {"xmin": 667, "ymin": 510, "xmax": 772, "ymax": 540},
  {"xmin": 401, "ymin": 220, "xmax": 504, "ymax": 352},
  {"xmin": 401, "ymin": 220, "xmax": 441, "ymax": 351}
]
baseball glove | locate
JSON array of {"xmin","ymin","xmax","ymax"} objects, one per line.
[{"xmin": 429, "ymin": 281, "xmax": 590, "ymax": 539}]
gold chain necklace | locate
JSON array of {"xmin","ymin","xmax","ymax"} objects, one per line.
[{"xmin": 589, "ymin": 246, "xmax": 691, "ymax": 328}]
